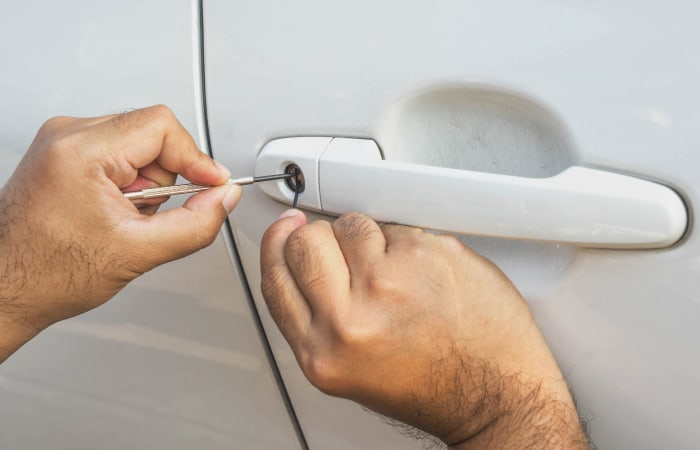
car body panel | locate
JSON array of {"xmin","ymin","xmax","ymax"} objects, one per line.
[
  {"xmin": 1, "ymin": 1, "xmax": 699, "ymax": 449},
  {"xmin": 204, "ymin": 1, "xmax": 700, "ymax": 449}
]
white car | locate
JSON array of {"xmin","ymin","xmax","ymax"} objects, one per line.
[{"xmin": 1, "ymin": 1, "xmax": 698, "ymax": 449}]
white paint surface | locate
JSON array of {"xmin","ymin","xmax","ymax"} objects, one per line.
[
  {"xmin": 257, "ymin": 137, "xmax": 687, "ymax": 249},
  {"xmin": 205, "ymin": 1, "xmax": 700, "ymax": 449}
]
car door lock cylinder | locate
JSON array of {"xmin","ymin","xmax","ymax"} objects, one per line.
[
  {"xmin": 284, "ymin": 163, "xmax": 305, "ymax": 193},
  {"xmin": 284, "ymin": 164, "xmax": 304, "ymax": 207}
]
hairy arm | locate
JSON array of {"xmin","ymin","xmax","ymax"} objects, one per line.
[
  {"xmin": 0, "ymin": 184, "xmax": 39, "ymax": 355},
  {"xmin": 260, "ymin": 210, "xmax": 590, "ymax": 449},
  {"xmin": 443, "ymin": 362, "xmax": 589, "ymax": 449}
]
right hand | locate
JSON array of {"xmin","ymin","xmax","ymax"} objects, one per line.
[
  {"xmin": 0, "ymin": 105, "xmax": 240, "ymax": 360},
  {"xmin": 260, "ymin": 211, "xmax": 588, "ymax": 448}
]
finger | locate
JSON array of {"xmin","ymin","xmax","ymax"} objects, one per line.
[
  {"xmin": 331, "ymin": 213, "xmax": 387, "ymax": 277},
  {"xmin": 92, "ymin": 105, "xmax": 230, "ymax": 187},
  {"xmin": 260, "ymin": 209, "xmax": 312, "ymax": 344},
  {"xmin": 125, "ymin": 184, "xmax": 241, "ymax": 265},
  {"xmin": 134, "ymin": 161, "xmax": 178, "ymax": 187},
  {"xmin": 284, "ymin": 219, "xmax": 350, "ymax": 317}
]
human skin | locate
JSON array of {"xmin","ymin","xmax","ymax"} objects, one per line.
[
  {"xmin": 261, "ymin": 210, "xmax": 589, "ymax": 449},
  {"xmin": 1, "ymin": 105, "xmax": 588, "ymax": 448},
  {"xmin": 0, "ymin": 105, "xmax": 240, "ymax": 361}
]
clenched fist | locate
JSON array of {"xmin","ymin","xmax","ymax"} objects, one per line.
[{"xmin": 261, "ymin": 210, "xmax": 589, "ymax": 449}]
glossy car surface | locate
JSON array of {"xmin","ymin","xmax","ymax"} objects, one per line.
[{"xmin": 1, "ymin": 1, "xmax": 699, "ymax": 449}]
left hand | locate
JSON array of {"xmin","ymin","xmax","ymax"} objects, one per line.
[
  {"xmin": 0, "ymin": 105, "xmax": 240, "ymax": 359},
  {"xmin": 260, "ymin": 211, "xmax": 587, "ymax": 448}
]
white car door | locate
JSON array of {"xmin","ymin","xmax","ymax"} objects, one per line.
[{"xmin": 205, "ymin": 1, "xmax": 700, "ymax": 449}]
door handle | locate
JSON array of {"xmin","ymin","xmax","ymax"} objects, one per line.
[{"xmin": 256, "ymin": 137, "xmax": 687, "ymax": 249}]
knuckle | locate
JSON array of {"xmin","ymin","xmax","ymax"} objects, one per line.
[
  {"xmin": 35, "ymin": 118, "xmax": 78, "ymax": 158},
  {"xmin": 198, "ymin": 226, "xmax": 219, "ymax": 249},
  {"xmin": 381, "ymin": 222, "xmax": 424, "ymax": 237},
  {"xmin": 333, "ymin": 212, "xmax": 381, "ymax": 245},
  {"xmin": 363, "ymin": 268, "xmax": 398, "ymax": 298},
  {"xmin": 284, "ymin": 221, "xmax": 344, "ymax": 289},
  {"xmin": 192, "ymin": 218, "xmax": 221, "ymax": 250},
  {"xmin": 43, "ymin": 133, "xmax": 79, "ymax": 161},
  {"xmin": 330, "ymin": 317, "xmax": 373, "ymax": 348},
  {"xmin": 149, "ymin": 103, "xmax": 175, "ymax": 117},
  {"xmin": 439, "ymin": 235, "xmax": 482, "ymax": 267},
  {"xmin": 438, "ymin": 233, "xmax": 465, "ymax": 251},
  {"xmin": 335, "ymin": 212, "xmax": 374, "ymax": 233},
  {"xmin": 286, "ymin": 221, "xmax": 328, "ymax": 253},
  {"xmin": 147, "ymin": 104, "xmax": 177, "ymax": 124},
  {"xmin": 38, "ymin": 116, "xmax": 72, "ymax": 135},
  {"xmin": 285, "ymin": 231, "xmax": 323, "ymax": 281},
  {"xmin": 336, "ymin": 211, "xmax": 369, "ymax": 225},
  {"xmin": 302, "ymin": 317, "xmax": 378, "ymax": 395},
  {"xmin": 301, "ymin": 352, "xmax": 342, "ymax": 395},
  {"xmin": 110, "ymin": 105, "xmax": 176, "ymax": 131},
  {"xmin": 285, "ymin": 225, "xmax": 312, "ymax": 252}
]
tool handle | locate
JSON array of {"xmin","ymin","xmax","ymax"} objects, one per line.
[
  {"xmin": 124, "ymin": 183, "xmax": 212, "ymax": 200},
  {"xmin": 122, "ymin": 176, "xmax": 270, "ymax": 200}
]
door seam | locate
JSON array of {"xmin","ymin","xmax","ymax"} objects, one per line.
[{"xmin": 193, "ymin": 1, "xmax": 309, "ymax": 448}]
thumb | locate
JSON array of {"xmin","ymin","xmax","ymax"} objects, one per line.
[{"xmin": 132, "ymin": 184, "xmax": 242, "ymax": 265}]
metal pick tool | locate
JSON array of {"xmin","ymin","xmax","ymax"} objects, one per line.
[{"xmin": 123, "ymin": 173, "xmax": 296, "ymax": 200}]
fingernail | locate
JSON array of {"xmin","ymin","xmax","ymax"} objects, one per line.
[
  {"xmin": 214, "ymin": 160, "xmax": 231, "ymax": 180},
  {"xmin": 277, "ymin": 209, "xmax": 300, "ymax": 220},
  {"xmin": 223, "ymin": 185, "xmax": 241, "ymax": 214}
]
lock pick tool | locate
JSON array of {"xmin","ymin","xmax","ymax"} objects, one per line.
[{"xmin": 123, "ymin": 172, "xmax": 296, "ymax": 200}]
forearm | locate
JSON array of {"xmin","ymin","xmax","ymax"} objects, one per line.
[
  {"xmin": 350, "ymin": 346, "xmax": 589, "ymax": 450},
  {"xmin": 0, "ymin": 185, "xmax": 43, "ymax": 361},
  {"xmin": 0, "ymin": 312, "xmax": 40, "ymax": 362},
  {"xmin": 436, "ymin": 334, "xmax": 590, "ymax": 449},
  {"xmin": 0, "ymin": 259, "xmax": 41, "ymax": 362},
  {"xmin": 260, "ymin": 211, "xmax": 591, "ymax": 450},
  {"xmin": 446, "ymin": 374, "xmax": 589, "ymax": 449}
]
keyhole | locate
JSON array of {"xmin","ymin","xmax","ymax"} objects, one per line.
[{"xmin": 284, "ymin": 164, "xmax": 305, "ymax": 193}]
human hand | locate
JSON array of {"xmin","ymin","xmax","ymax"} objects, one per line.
[
  {"xmin": 261, "ymin": 211, "xmax": 588, "ymax": 449},
  {"xmin": 0, "ymin": 105, "xmax": 240, "ymax": 359}
]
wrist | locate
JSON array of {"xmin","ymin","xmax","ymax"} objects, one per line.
[
  {"xmin": 395, "ymin": 314, "xmax": 588, "ymax": 449},
  {"xmin": 447, "ymin": 374, "xmax": 588, "ymax": 449},
  {"xmin": 0, "ymin": 187, "xmax": 45, "ymax": 361},
  {"xmin": 0, "ymin": 266, "xmax": 42, "ymax": 362},
  {"xmin": 0, "ymin": 310, "xmax": 42, "ymax": 362},
  {"xmin": 439, "ymin": 350, "xmax": 589, "ymax": 450}
]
